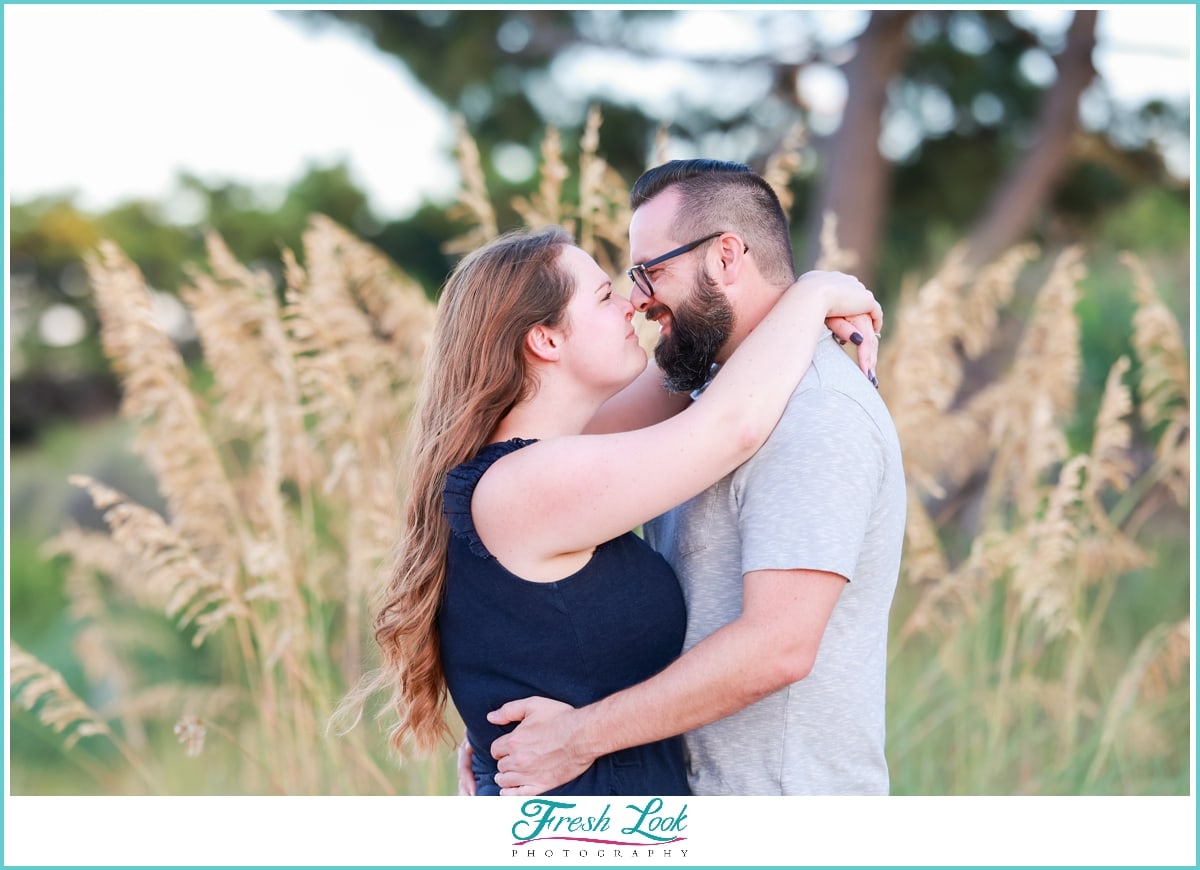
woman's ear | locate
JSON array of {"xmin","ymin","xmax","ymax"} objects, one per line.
[{"xmin": 525, "ymin": 324, "xmax": 562, "ymax": 362}]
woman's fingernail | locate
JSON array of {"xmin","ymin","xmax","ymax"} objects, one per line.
[
  {"xmin": 850, "ymin": 332, "xmax": 864, "ymax": 346},
  {"xmin": 870, "ymin": 371, "xmax": 879, "ymax": 388},
  {"xmin": 834, "ymin": 335, "xmax": 846, "ymax": 346}
]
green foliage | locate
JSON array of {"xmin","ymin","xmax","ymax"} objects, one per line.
[
  {"xmin": 1068, "ymin": 189, "xmax": 1190, "ymax": 451},
  {"xmin": 1097, "ymin": 186, "xmax": 1192, "ymax": 254},
  {"xmin": 9, "ymin": 533, "xmax": 69, "ymax": 646},
  {"xmin": 1070, "ymin": 258, "xmax": 1139, "ymax": 449}
]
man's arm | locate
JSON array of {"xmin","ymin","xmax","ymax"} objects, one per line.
[{"xmin": 487, "ymin": 567, "xmax": 846, "ymax": 795}]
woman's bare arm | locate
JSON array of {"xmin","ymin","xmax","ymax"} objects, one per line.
[{"xmin": 473, "ymin": 270, "xmax": 882, "ymax": 566}]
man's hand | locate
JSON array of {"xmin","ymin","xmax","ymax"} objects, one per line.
[{"xmin": 487, "ymin": 696, "xmax": 591, "ymax": 795}]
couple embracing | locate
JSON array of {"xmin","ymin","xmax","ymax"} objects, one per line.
[{"xmin": 360, "ymin": 158, "xmax": 905, "ymax": 797}]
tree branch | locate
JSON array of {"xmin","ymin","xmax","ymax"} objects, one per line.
[
  {"xmin": 961, "ymin": 10, "xmax": 1099, "ymax": 270},
  {"xmin": 800, "ymin": 11, "xmax": 916, "ymax": 283}
]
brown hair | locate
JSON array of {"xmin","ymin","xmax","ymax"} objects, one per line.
[{"xmin": 351, "ymin": 225, "xmax": 576, "ymax": 755}]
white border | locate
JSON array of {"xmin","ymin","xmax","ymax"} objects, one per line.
[{"xmin": 2, "ymin": 795, "xmax": 1197, "ymax": 866}]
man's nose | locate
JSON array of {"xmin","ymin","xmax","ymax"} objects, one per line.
[{"xmin": 629, "ymin": 281, "xmax": 652, "ymax": 312}]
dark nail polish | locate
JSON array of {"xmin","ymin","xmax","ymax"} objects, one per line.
[
  {"xmin": 834, "ymin": 335, "xmax": 846, "ymax": 346},
  {"xmin": 870, "ymin": 371, "xmax": 879, "ymax": 388},
  {"xmin": 850, "ymin": 332, "xmax": 864, "ymax": 346}
]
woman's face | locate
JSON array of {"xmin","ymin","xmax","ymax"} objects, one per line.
[{"xmin": 556, "ymin": 245, "xmax": 648, "ymax": 395}]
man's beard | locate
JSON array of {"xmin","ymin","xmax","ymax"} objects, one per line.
[{"xmin": 653, "ymin": 266, "xmax": 735, "ymax": 394}]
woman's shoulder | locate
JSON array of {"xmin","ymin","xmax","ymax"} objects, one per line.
[{"xmin": 443, "ymin": 438, "xmax": 538, "ymax": 558}]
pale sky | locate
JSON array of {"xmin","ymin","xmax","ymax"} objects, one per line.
[{"xmin": 4, "ymin": 5, "xmax": 1194, "ymax": 222}]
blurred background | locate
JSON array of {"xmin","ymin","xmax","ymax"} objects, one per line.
[{"xmin": 5, "ymin": 6, "xmax": 1193, "ymax": 797}]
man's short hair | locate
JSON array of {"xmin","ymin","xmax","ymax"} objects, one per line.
[{"xmin": 630, "ymin": 159, "xmax": 795, "ymax": 287}]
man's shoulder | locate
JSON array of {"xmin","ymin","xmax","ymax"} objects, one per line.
[
  {"xmin": 738, "ymin": 348, "xmax": 900, "ymax": 478},
  {"xmin": 800, "ymin": 336, "xmax": 876, "ymax": 391},
  {"xmin": 792, "ymin": 342, "xmax": 897, "ymax": 430}
]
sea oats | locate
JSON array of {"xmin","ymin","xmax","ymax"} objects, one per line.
[
  {"xmin": 84, "ymin": 241, "xmax": 245, "ymax": 581},
  {"xmin": 884, "ymin": 257, "xmax": 977, "ymax": 493},
  {"xmin": 116, "ymin": 681, "xmax": 243, "ymax": 717},
  {"xmin": 1087, "ymin": 617, "xmax": 1192, "ymax": 786},
  {"xmin": 279, "ymin": 218, "xmax": 426, "ymax": 678},
  {"xmin": 887, "ymin": 253, "xmax": 970, "ymax": 406},
  {"xmin": 43, "ymin": 527, "xmax": 126, "ymax": 621},
  {"xmin": 299, "ymin": 220, "xmax": 392, "ymax": 379},
  {"xmin": 1086, "ymin": 357, "xmax": 1137, "ymax": 500},
  {"xmin": 957, "ymin": 243, "xmax": 1036, "ymax": 361},
  {"xmin": 513, "ymin": 125, "xmax": 568, "ymax": 231},
  {"xmin": 309, "ymin": 215, "xmax": 435, "ymax": 381},
  {"xmin": 1139, "ymin": 618, "xmax": 1190, "ymax": 703},
  {"xmin": 893, "ymin": 491, "xmax": 953, "ymax": 643},
  {"xmin": 444, "ymin": 114, "xmax": 498, "ymax": 254},
  {"xmin": 652, "ymin": 124, "xmax": 671, "ymax": 167},
  {"xmin": 69, "ymin": 475, "xmax": 244, "ymax": 648},
  {"xmin": 1013, "ymin": 455, "xmax": 1088, "ymax": 639},
  {"xmin": 989, "ymin": 390, "xmax": 1071, "ymax": 520},
  {"xmin": 180, "ymin": 234, "xmax": 316, "ymax": 624},
  {"xmin": 181, "ymin": 232, "xmax": 286, "ymax": 426},
  {"xmin": 887, "ymin": 242, "xmax": 1057, "ymax": 508},
  {"xmin": 762, "ymin": 122, "xmax": 807, "ymax": 215},
  {"xmin": 1011, "ymin": 247, "xmax": 1085, "ymax": 417},
  {"xmin": 52, "ymin": 532, "xmax": 143, "ymax": 730},
  {"xmin": 901, "ymin": 489, "xmax": 949, "ymax": 589},
  {"xmin": 985, "ymin": 247, "xmax": 1084, "ymax": 520},
  {"xmin": 10, "ymin": 643, "xmax": 112, "ymax": 750},
  {"xmin": 1124, "ymin": 252, "xmax": 1190, "ymax": 506},
  {"xmin": 813, "ymin": 211, "xmax": 860, "ymax": 274},
  {"xmin": 1124, "ymin": 253, "xmax": 1189, "ymax": 428},
  {"xmin": 945, "ymin": 529, "xmax": 1022, "ymax": 627},
  {"xmin": 282, "ymin": 261, "xmax": 374, "ymax": 497},
  {"xmin": 174, "ymin": 715, "xmax": 207, "ymax": 758},
  {"xmin": 577, "ymin": 106, "xmax": 634, "ymax": 277}
]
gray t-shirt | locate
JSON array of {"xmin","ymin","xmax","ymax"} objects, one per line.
[{"xmin": 645, "ymin": 332, "xmax": 906, "ymax": 795}]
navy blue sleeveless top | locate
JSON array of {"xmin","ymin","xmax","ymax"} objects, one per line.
[{"xmin": 438, "ymin": 438, "xmax": 689, "ymax": 796}]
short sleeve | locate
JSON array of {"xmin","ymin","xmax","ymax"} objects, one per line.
[{"xmin": 442, "ymin": 438, "xmax": 537, "ymax": 560}]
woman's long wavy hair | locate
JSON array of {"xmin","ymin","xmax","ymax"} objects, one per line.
[{"xmin": 353, "ymin": 225, "xmax": 576, "ymax": 757}]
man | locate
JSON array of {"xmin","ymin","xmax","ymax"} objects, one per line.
[{"xmin": 486, "ymin": 159, "xmax": 906, "ymax": 795}]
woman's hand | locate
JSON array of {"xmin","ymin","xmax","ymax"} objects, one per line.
[
  {"xmin": 456, "ymin": 735, "xmax": 476, "ymax": 796},
  {"xmin": 827, "ymin": 313, "xmax": 880, "ymax": 386},
  {"xmin": 791, "ymin": 270, "xmax": 882, "ymax": 387}
]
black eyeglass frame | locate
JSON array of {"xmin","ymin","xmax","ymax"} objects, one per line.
[{"xmin": 627, "ymin": 231, "xmax": 744, "ymax": 298}]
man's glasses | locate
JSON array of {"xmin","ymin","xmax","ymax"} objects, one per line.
[{"xmin": 626, "ymin": 231, "xmax": 728, "ymax": 299}]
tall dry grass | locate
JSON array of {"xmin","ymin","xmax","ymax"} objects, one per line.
[
  {"xmin": 12, "ymin": 111, "xmax": 1191, "ymax": 794},
  {"xmin": 879, "ymin": 240, "xmax": 1190, "ymax": 793},
  {"xmin": 21, "ymin": 217, "xmax": 440, "ymax": 794}
]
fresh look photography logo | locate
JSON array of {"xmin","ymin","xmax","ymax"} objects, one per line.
[{"xmin": 510, "ymin": 797, "xmax": 690, "ymax": 860}]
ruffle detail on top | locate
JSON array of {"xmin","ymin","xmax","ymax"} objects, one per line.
[{"xmin": 442, "ymin": 438, "xmax": 538, "ymax": 560}]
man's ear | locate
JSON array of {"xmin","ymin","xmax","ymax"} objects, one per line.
[
  {"xmin": 716, "ymin": 233, "xmax": 748, "ymax": 283},
  {"xmin": 525, "ymin": 324, "xmax": 562, "ymax": 362}
]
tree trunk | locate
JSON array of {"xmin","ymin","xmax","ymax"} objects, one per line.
[
  {"xmin": 801, "ymin": 10, "xmax": 916, "ymax": 283},
  {"xmin": 962, "ymin": 10, "xmax": 1098, "ymax": 270}
]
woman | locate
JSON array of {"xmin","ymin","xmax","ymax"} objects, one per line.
[{"xmin": 367, "ymin": 226, "xmax": 880, "ymax": 795}]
